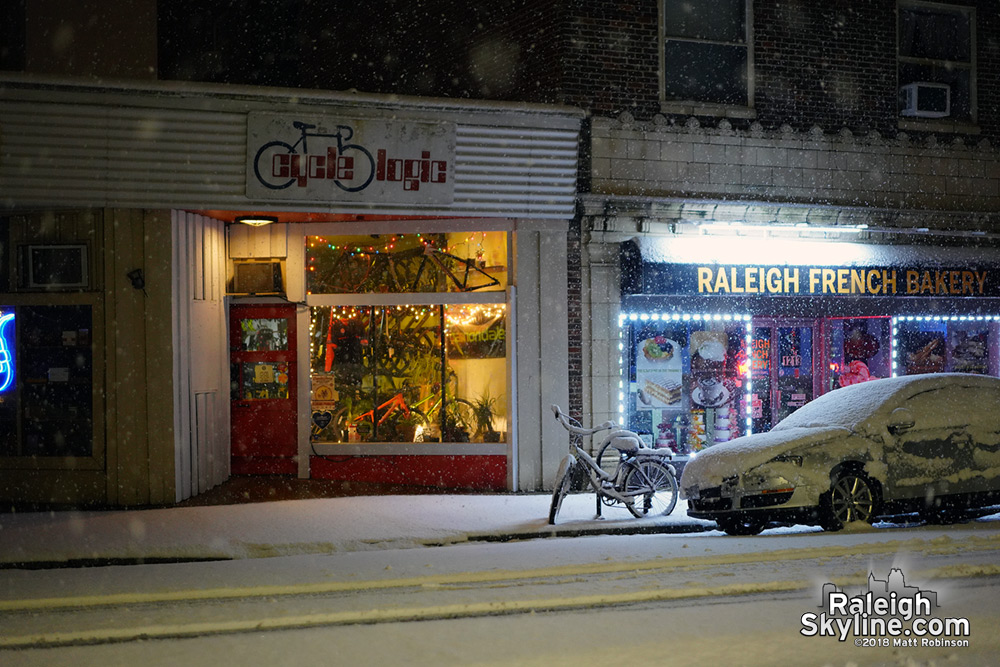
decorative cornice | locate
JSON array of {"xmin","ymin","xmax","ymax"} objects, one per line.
[{"xmin": 602, "ymin": 114, "xmax": 997, "ymax": 157}]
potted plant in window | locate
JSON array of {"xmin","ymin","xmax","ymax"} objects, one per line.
[
  {"xmin": 471, "ymin": 390, "xmax": 502, "ymax": 443},
  {"xmin": 392, "ymin": 411, "xmax": 427, "ymax": 442},
  {"xmin": 442, "ymin": 402, "xmax": 471, "ymax": 442}
]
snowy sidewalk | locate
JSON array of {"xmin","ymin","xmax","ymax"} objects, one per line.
[{"xmin": 0, "ymin": 494, "xmax": 713, "ymax": 567}]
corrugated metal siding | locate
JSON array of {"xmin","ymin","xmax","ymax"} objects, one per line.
[{"xmin": 1, "ymin": 92, "xmax": 579, "ymax": 219}]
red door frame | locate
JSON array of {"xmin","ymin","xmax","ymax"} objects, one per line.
[{"xmin": 230, "ymin": 304, "xmax": 298, "ymax": 475}]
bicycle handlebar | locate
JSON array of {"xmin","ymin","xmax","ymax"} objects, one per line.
[{"xmin": 550, "ymin": 404, "xmax": 616, "ymax": 436}]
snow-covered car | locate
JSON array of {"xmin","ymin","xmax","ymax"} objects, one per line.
[{"xmin": 680, "ymin": 373, "xmax": 1000, "ymax": 535}]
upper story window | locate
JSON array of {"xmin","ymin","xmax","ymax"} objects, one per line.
[
  {"xmin": 661, "ymin": 0, "xmax": 751, "ymax": 108},
  {"xmin": 898, "ymin": 2, "xmax": 975, "ymax": 123}
]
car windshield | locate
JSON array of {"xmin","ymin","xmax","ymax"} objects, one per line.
[{"xmin": 770, "ymin": 378, "xmax": 909, "ymax": 432}]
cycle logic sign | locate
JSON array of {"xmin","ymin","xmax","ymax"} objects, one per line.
[{"xmin": 246, "ymin": 113, "xmax": 456, "ymax": 205}]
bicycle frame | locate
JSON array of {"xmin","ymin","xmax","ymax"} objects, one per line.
[
  {"xmin": 550, "ymin": 404, "xmax": 676, "ymax": 521},
  {"xmin": 290, "ymin": 121, "xmax": 353, "ymax": 154}
]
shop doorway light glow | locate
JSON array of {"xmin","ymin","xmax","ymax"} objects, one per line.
[
  {"xmin": 698, "ymin": 222, "xmax": 869, "ymax": 236},
  {"xmin": 638, "ymin": 235, "xmax": 880, "ymax": 267},
  {"xmin": 890, "ymin": 314, "xmax": 1000, "ymax": 377},
  {"xmin": 235, "ymin": 215, "xmax": 278, "ymax": 227},
  {"xmin": 618, "ymin": 312, "xmax": 754, "ymax": 439}
]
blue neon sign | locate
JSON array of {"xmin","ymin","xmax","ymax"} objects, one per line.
[{"xmin": 0, "ymin": 312, "xmax": 14, "ymax": 393}]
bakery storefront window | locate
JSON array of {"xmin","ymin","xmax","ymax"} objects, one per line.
[
  {"xmin": 623, "ymin": 314, "xmax": 751, "ymax": 455},
  {"xmin": 894, "ymin": 316, "xmax": 1000, "ymax": 377},
  {"xmin": 307, "ymin": 232, "xmax": 508, "ymax": 445}
]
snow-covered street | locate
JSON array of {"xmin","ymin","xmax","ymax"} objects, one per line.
[{"xmin": 2, "ymin": 494, "xmax": 1000, "ymax": 665}]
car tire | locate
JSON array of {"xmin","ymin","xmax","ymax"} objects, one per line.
[
  {"xmin": 821, "ymin": 470, "xmax": 880, "ymax": 531},
  {"xmin": 716, "ymin": 514, "xmax": 767, "ymax": 536}
]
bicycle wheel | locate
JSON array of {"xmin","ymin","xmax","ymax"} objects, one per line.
[
  {"xmin": 334, "ymin": 143, "xmax": 376, "ymax": 192},
  {"xmin": 623, "ymin": 459, "xmax": 678, "ymax": 518},
  {"xmin": 548, "ymin": 458, "xmax": 575, "ymax": 525},
  {"xmin": 253, "ymin": 140, "xmax": 297, "ymax": 189}
]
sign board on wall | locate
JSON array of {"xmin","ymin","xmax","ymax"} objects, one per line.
[
  {"xmin": 246, "ymin": 113, "xmax": 456, "ymax": 205},
  {"xmin": 642, "ymin": 263, "xmax": 1000, "ymax": 298}
]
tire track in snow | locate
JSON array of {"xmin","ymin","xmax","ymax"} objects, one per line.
[{"xmin": 3, "ymin": 535, "xmax": 1000, "ymax": 649}]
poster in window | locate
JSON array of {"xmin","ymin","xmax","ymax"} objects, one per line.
[
  {"xmin": 898, "ymin": 321, "xmax": 946, "ymax": 375},
  {"xmin": 949, "ymin": 324, "xmax": 989, "ymax": 374},
  {"xmin": 636, "ymin": 333, "xmax": 683, "ymax": 410}
]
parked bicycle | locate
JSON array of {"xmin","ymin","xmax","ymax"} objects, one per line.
[
  {"xmin": 253, "ymin": 121, "xmax": 376, "ymax": 191},
  {"xmin": 548, "ymin": 404, "xmax": 678, "ymax": 524}
]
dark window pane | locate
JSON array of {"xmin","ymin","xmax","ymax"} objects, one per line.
[
  {"xmin": 664, "ymin": 0, "xmax": 745, "ymax": 43},
  {"xmin": 664, "ymin": 41, "xmax": 748, "ymax": 105},
  {"xmin": 899, "ymin": 6, "xmax": 970, "ymax": 62},
  {"xmin": 17, "ymin": 305, "xmax": 93, "ymax": 457}
]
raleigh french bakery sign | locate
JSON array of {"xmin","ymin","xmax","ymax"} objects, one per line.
[{"xmin": 247, "ymin": 112, "xmax": 455, "ymax": 205}]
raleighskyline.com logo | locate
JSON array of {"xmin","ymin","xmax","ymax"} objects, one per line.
[{"xmin": 801, "ymin": 568, "xmax": 970, "ymax": 647}]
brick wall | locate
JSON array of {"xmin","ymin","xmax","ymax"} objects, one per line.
[
  {"xmin": 978, "ymin": 1, "xmax": 1000, "ymax": 141},
  {"xmin": 559, "ymin": 1, "xmax": 660, "ymax": 116},
  {"xmin": 753, "ymin": 1, "xmax": 897, "ymax": 134},
  {"xmin": 545, "ymin": 0, "xmax": 1000, "ymax": 144},
  {"xmin": 567, "ymin": 216, "xmax": 583, "ymax": 422}
]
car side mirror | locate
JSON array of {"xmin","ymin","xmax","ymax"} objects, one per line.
[{"xmin": 887, "ymin": 407, "xmax": 915, "ymax": 435}]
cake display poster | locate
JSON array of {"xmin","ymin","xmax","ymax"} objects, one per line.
[{"xmin": 634, "ymin": 326, "xmax": 686, "ymax": 410}]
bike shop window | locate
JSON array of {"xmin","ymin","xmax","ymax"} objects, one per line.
[
  {"xmin": 898, "ymin": 2, "xmax": 975, "ymax": 123},
  {"xmin": 306, "ymin": 232, "xmax": 507, "ymax": 444},
  {"xmin": 623, "ymin": 314, "xmax": 751, "ymax": 457},
  {"xmin": 0, "ymin": 305, "xmax": 94, "ymax": 457},
  {"xmin": 661, "ymin": 0, "xmax": 751, "ymax": 107}
]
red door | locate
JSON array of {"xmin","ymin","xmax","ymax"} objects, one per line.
[{"xmin": 230, "ymin": 304, "xmax": 298, "ymax": 474}]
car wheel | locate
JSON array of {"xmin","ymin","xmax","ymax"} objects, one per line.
[
  {"xmin": 821, "ymin": 470, "xmax": 879, "ymax": 531},
  {"xmin": 716, "ymin": 515, "xmax": 767, "ymax": 536}
]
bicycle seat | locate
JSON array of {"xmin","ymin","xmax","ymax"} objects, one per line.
[
  {"xmin": 606, "ymin": 430, "xmax": 642, "ymax": 455},
  {"xmin": 293, "ymin": 121, "xmax": 316, "ymax": 130}
]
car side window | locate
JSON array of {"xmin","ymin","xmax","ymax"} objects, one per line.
[{"xmin": 901, "ymin": 386, "xmax": 1000, "ymax": 430}]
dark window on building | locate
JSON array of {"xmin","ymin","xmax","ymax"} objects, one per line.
[
  {"xmin": 662, "ymin": 0, "xmax": 749, "ymax": 106},
  {"xmin": 0, "ymin": 305, "xmax": 93, "ymax": 457},
  {"xmin": 0, "ymin": 0, "xmax": 26, "ymax": 71},
  {"xmin": 898, "ymin": 2, "xmax": 974, "ymax": 122}
]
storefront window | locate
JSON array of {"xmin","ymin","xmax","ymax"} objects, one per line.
[
  {"xmin": 622, "ymin": 314, "xmax": 751, "ymax": 455},
  {"xmin": 824, "ymin": 317, "xmax": 891, "ymax": 390},
  {"xmin": 309, "ymin": 304, "xmax": 507, "ymax": 443},
  {"xmin": 0, "ymin": 305, "xmax": 93, "ymax": 457},
  {"xmin": 894, "ymin": 316, "xmax": 1000, "ymax": 377},
  {"xmin": 306, "ymin": 232, "xmax": 507, "ymax": 294},
  {"xmin": 307, "ymin": 231, "xmax": 509, "ymax": 445}
]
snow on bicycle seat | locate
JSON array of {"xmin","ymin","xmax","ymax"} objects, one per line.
[{"xmin": 606, "ymin": 430, "xmax": 642, "ymax": 455}]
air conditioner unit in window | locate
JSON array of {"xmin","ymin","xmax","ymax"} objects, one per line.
[
  {"xmin": 900, "ymin": 82, "xmax": 950, "ymax": 118},
  {"xmin": 232, "ymin": 261, "xmax": 283, "ymax": 295}
]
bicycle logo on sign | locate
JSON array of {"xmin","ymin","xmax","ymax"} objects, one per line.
[{"xmin": 252, "ymin": 121, "xmax": 376, "ymax": 192}]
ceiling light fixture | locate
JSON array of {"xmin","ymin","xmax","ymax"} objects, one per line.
[{"xmin": 235, "ymin": 215, "xmax": 278, "ymax": 227}]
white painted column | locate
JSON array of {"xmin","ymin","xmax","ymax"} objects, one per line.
[{"xmin": 514, "ymin": 226, "xmax": 570, "ymax": 491}]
